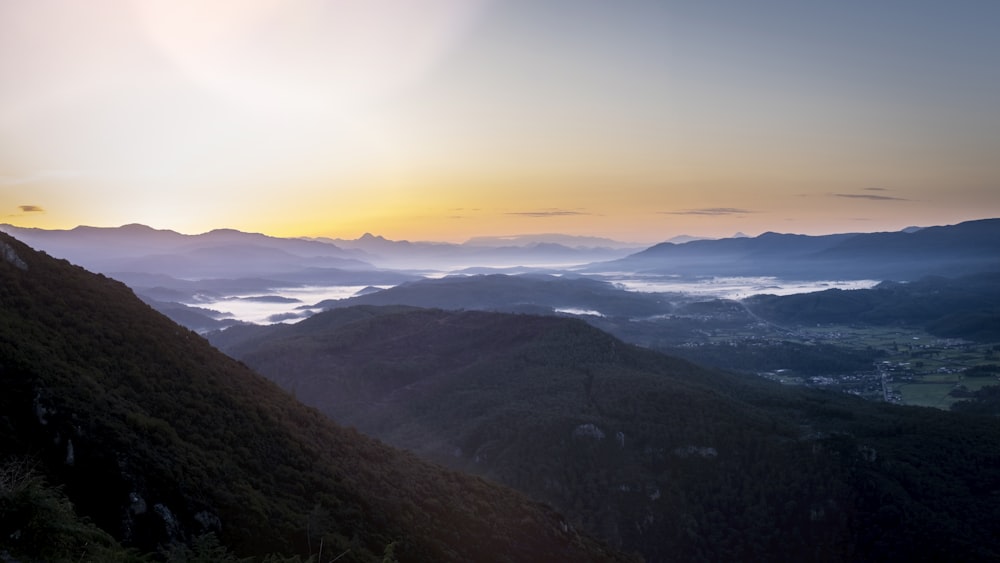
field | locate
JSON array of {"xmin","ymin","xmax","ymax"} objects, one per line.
[
  {"xmin": 795, "ymin": 325, "xmax": 999, "ymax": 408},
  {"xmin": 687, "ymin": 318, "xmax": 1000, "ymax": 409}
]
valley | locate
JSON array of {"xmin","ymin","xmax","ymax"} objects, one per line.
[
  {"xmin": 2, "ymin": 220, "xmax": 999, "ymax": 561},
  {"xmin": 647, "ymin": 316, "xmax": 999, "ymax": 409},
  {"xmin": 6, "ymin": 3, "xmax": 1000, "ymax": 560},
  {"xmin": 210, "ymin": 305, "xmax": 1000, "ymax": 562}
]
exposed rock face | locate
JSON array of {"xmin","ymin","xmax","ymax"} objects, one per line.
[
  {"xmin": 572, "ymin": 423, "xmax": 606, "ymax": 440},
  {"xmin": 1, "ymin": 241, "xmax": 27, "ymax": 270}
]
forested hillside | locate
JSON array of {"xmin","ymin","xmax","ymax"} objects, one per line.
[
  {"xmin": 746, "ymin": 273, "xmax": 1000, "ymax": 341},
  {"xmin": 214, "ymin": 306, "xmax": 1000, "ymax": 562},
  {"xmin": 0, "ymin": 233, "xmax": 632, "ymax": 562},
  {"xmin": 310, "ymin": 273, "xmax": 675, "ymax": 318}
]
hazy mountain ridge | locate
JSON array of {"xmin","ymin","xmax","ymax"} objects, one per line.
[
  {"xmin": 212, "ymin": 305, "xmax": 1000, "ymax": 562},
  {"xmin": 0, "ymin": 224, "xmax": 427, "ymax": 330},
  {"xmin": 589, "ymin": 219, "xmax": 1000, "ymax": 280},
  {"xmin": 310, "ymin": 273, "xmax": 677, "ymax": 318},
  {"xmin": 5, "ymin": 219, "xmax": 999, "ymax": 336},
  {"xmin": 463, "ymin": 233, "xmax": 643, "ymax": 249},
  {"xmin": 0, "ymin": 233, "xmax": 633, "ymax": 562},
  {"xmin": 314, "ymin": 233, "xmax": 642, "ymax": 269},
  {"xmin": 746, "ymin": 272, "xmax": 1000, "ymax": 342},
  {"xmin": 0, "ymin": 223, "xmax": 376, "ymax": 277}
]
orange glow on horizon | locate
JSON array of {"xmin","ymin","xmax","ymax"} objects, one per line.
[{"xmin": 1, "ymin": 1, "xmax": 998, "ymax": 242}]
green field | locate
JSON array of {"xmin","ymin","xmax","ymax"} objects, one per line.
[
  {"xmin": 733, "ymin": 323, "xmax": 999, "ymax": 409},
  {"xmin": 826, "ymin": 327, "xmax": 998, "ymax": 408},
  {"xmin": 641, "ymin": 307, "xmax": 999, "ymax": 410},
  {"xmin": 897, "ymin": 383, "xmax": 959, "ymax": 409}
]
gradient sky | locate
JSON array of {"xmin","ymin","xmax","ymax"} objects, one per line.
[{"xmin": 2, "ymin": 0, "xmax": 999, "ymax": 243}]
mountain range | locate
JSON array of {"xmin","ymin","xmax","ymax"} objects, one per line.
[
  {"xmin": 0, "ymin": 223, "xmax": 374, "ymax": 277},
  {"xmin": 5, "ymin": 219, "xmax": 997, "ymax": 290},
  {"xmin": 310, "ymin": 233, "xmax": 641, "ymax": 269},
  {"xmin": 585, "ymin": 218, "xmax": 1000, "ymax": 280},
  {"xmin": 0, "ymin": 232, "xmax": 632, "ymax": 562},
  {"xmin": 5, "ymin": 218, "xmax": 997, "ymax": 339}
]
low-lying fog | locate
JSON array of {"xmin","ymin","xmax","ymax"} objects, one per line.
[
  {"xmin": 193, "ymin": 285, "xmax": 388, "ymax": 324},
  {"xmin": 606, "ymin": 275, "xmax": 880, "ymax": 300},
  {"xmin": 194, "ymin": 275, "xmax": 880, "ymax": 326}
]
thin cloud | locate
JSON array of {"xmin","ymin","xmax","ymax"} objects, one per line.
[
  {"xmin": 833, "ymin": 193, "xmax": 909, "ymax": 201},
  {"xmin": 661, "ymin": 207, "xmax": 752, "ymax": 216},
  {"xmin": 863, "ymin": 187, "xmax": 889, "ymax": 192},
  {"xmin": 18, "ymin": 205, "xmax": 45, "ymax": 213},
  {"xmin": 0, "ymin": 170, "xmax": 86, "ymax": 186},
  {"xmin": 506, "ymin": 209, "xmax": 591, "ymax": 218}
]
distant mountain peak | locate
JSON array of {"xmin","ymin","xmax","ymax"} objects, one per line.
[
  {"xmin": 665, "ymin": 234, "xmax": 708, "ymax": 244},
  {"xmin": 118, "ymin": 223, "xmax": 156, "ymax": 231},
  {"xmin": 463, "ymin": 233, "xmax": 641, "ymax": 249}
]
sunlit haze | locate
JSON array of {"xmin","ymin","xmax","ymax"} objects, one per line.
[{"xmin": 2, "ymin": 0, "xmax": 998, "ymax": 243}]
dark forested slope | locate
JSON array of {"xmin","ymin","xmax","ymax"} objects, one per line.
[
  {"xmin": 0, "ymin": 233, "xmax": 632, "ymax": 562},
  {"xmin": 214, "ymin": 306, "xmax": 1000, "ymax": 562},
  {"xmin": 745, "ymin": 272, "xmax": 1000, "ymax": 341}
]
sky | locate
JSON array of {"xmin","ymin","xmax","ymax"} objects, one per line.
[{"xmin": 2, "ymin": 0, "xmax": 999, "ymax": 243}]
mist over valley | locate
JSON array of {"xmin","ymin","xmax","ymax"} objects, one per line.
[
  {"xmin": 3, "ymin": 217, "xmax": 1000, "ymax": 561},
  {"xmin": 5, "ymin": 218, "xmax": 998, "ymax": 410},
  {"xmin": 4, "ymin": 1, "xmax": 1000, "ymax": 560}
]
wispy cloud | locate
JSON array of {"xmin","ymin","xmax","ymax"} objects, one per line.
[
  {"xmin": 506, "ymin": 208, "xmax": 591, "ymax": 218},
  {"xmin": 4, "ymin": 204, "xmax": 46, "ymax": 219},
  {"xmin": 448, "ymin": 207, "xmax": 482, "ymax": 218},
  {"xmin": 833, "ymin": 193, "xmax": 909, "ymax": 201},
  {"xmin": 660, "ymin": 207, "xmax": 752, "ymax": 216},
  {"xmin": 0, "ymin": 170, "xmax": 86, "ymax": 186},
  {"xmin": 863, "ymin": 187, "xmax": 889, "ymax": 192}
]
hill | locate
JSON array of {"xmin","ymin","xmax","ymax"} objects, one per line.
[
  {"xmin": 212, "ymin": 306, "xmax": 1000, "ymax": 562},
  {"xmin": 310, "ymin": 274, "xmax": 675, "ymax": 318},
  {"xmin": 588, "ymin": 218, "xmax": 1000, "ymax": 280},
  {"xmin": 745, "ymin": 272, "xmax": 1000, "ymax": 342},
  {"xmin": 0, "ymin": 233, "xmax": 632, "ymax": 562}
]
